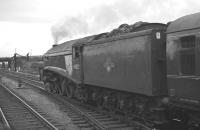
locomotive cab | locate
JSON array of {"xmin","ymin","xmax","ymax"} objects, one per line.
[{"xmin": 71, "ymin": 45, "xmax": 84, "ymax": 84}]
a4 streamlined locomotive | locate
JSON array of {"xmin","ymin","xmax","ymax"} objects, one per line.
[{"xmin": 41, "ymin": 13, "xmax": 200, "ymax": 129}]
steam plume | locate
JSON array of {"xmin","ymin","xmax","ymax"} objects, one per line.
[
  {"xmin": 51, "ymin": 16, "xmax": 89, "ymax": 44},
  {"xmin": 51, "ymin": 0, "xmax": 194, "ymax": 44}
]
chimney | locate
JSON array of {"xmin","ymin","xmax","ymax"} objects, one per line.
[{"xmin": 52, "ymin": 44, "xmax": 58, "ymax": 47}]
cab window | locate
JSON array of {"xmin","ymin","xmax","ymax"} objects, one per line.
[
  {"xmin": 179, "ymin": 35, "xmax": 195, "ymax": 75},
  {"xmin": 43, "ymin": 56, "xmax": 49, "ymax": 61},
  {"xmin": 73, "ymin": 46, "xmax": 80, "ymax": 59}
]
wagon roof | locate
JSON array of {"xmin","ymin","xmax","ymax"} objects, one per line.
[{"xmin": 167, "ymin": 12, "xmax": 200, "ymax": 33}]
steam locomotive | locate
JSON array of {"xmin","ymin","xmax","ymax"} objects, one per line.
[{"xmin": 41, "ymin": 12, "xmax": 200, "ymax": 129}]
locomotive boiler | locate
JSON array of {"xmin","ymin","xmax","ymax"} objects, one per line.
[{"xmin": 42, "ymin": 13, "xmax": 200, "ymax": 129}]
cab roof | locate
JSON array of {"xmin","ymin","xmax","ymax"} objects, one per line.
[
  {"xmin": 44, "ymin": 36, "xmax": 95, "ymax": 56},
  {"xmin": 167, "ymin": 12, "xmax": 200, "ymax": 33},
  {"xmin": 44, "ymin": 39, "xmax": 78, "ymax": 56}
]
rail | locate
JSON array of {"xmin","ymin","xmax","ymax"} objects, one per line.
[
  {"xmin": 0, "ymin": 108, "xmax": 11, "ymax": 130},
  {"xmin": 0, "ymin": 82, "xmax": 60, "ymax": 130},
  {"xmin": 0, "ymin": 70, "xmax": 153, "ymax": 130}
]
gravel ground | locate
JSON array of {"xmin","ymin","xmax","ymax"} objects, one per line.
[{"xmin": 0, "ymin": 77, "xmax": 79, "ymax": 130}]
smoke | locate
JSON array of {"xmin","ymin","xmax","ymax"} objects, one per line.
[
  {"xmin": 87, "ymin": 0, "xmax": 146, "ymax": 33},
  {"xmin": 87, "ymin": 4, "xmax": 120, "ymax": 33},
  {"xmin": 51, "ymin": 0, "xmax": 200, "ymax": 44},
  {"xmin": 51, "ymin": 24, "xmax": 69, "ymax": 44},
  {"xmin": 51, "ymin": 16, "xmax": 89, "ymax": 44},
  {"xmin": 51, "ymin": 0, "xmax": 144, "ymax": 43}
]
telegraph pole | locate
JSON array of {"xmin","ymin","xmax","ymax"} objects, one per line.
[
  {"xmin": 26, "ymin": 53, "xmax": 29, "ymax": 61},
  {"xmin": 14, "ymin": 53, "xmax": 17, "ymax": 71}
]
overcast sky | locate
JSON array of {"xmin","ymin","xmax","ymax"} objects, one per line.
[{"xmin": 0, "ymin": 0, "xmax": 200, "ymax": 57}]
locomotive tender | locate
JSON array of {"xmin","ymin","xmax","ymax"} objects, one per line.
[{"xmin": 42, "ymin": 13, "xmax": 200, "ymax": 128}]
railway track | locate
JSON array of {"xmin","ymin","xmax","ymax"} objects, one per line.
[
  {"xmin": 0, "ymin": 70, "xmax": 153, "ymax": 130},
  {"xmin": 11, "ymin": 71, "xmax": 40, "ymax": 81},
  {"xmin": 0, "ymin": 82, "xmax": 64, "ymax": 130}
]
